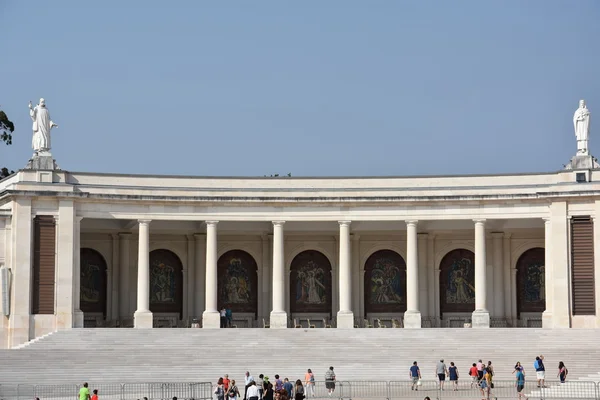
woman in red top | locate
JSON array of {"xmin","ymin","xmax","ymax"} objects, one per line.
[{"xmin": 91, "ymin": 389, "xmax": 99, "ymax": 400}]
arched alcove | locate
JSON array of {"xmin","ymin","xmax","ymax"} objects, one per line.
[
  {"xmin": 149, "ymin": 249, "xmax": 183, "ymax": 318},
  {"xmin": 439, "ymin": 249, "xmax": 475, "ymax": 315},
  {"xmin": 516, "ymin": 247, "xmax": 545, "ymax": 316},
  {"xmin": 290, "ymin": 250, "xmax": 332, "ymax": 314},
  {"xmin": 217, "ymin": 249, "xmax": 258, "ymax": 316},
  {"xmin": 80, "ymin": 248, "xmax": 108, "ymax": 316},
  {"xmin": 363, "ymin": 249, "xmax": 406, "ymax": 314}
]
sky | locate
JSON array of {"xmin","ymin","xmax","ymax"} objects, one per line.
[{"xmin": 1, "ymin": 1, "xmax": 600, "ymax": 177}]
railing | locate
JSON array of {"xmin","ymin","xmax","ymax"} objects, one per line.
[
  {"xmin": 2, "ymin": 380, "xmax": 599, "ymax": 400},
  {"xmin": 0, "ymin": 382, "xmax": 213, "ymax": 400}
]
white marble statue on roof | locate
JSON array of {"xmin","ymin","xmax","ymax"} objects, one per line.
[
  {"xmin": 574, "ymin": 99, "xmax": 591, "ymax": 156},
  {"xmin": 29, "ymin": 98, "xmax": 58, "ymax": 155}
]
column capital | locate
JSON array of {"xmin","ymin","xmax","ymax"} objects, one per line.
[
  {"xmin": 405, "ymin": 219, "xmax": 418, "ymax": 226},
  {"xmin": 543, "ymin": 217, "xmax": 551, "ymax": 223},
  {"xmin": 338, "ymin": 220, "xmax": 351, "ymax": 227},
  {"xmin": 473, "ymin": 219, "xmax": 486, "ymax": 225},
  {"xmin": 138, "ymin": 219, "xmax": 151, "ymax": 225},
  {"xmin": 205, "ymin": 221, "xmax": 219, "ymax": 226},
  {"xmin": 272, "ymin": 221, "xmax": 285, "ymax": 227},
  {"xmin": 75, "ymin": 216, "xmax": 84, "ymax": 223},
  {"xmin": 490, "ymin": 232, "xmax": 504, "ymax": 239}
]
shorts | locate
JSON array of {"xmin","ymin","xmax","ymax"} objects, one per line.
[
  {"xmin": 325, "ymin": 381, "xmax": 335, "ymax": 390},
  {"xmin": 438, "ymin": 374, "xmax": 446, "ymax": 381},
  {"xmin": 411, "ymin": 377, "xmax": 419, "ymax": 384},
  {"xmin": 517, "ymin": 384, "xmax": 524, "ymax": 392},
  {"xmin": 536, "ymin": 371, "xmax": 545, "ymax": 380},
  {"xmin": 471, "ymin": 376, "xmax": 478, "ymax": 383}
]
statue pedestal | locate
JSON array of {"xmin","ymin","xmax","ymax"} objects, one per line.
[
  {"xmin": 564, "ymin": 154, "xmax": 600, "ymax": 170},
  {"xmin": 24, "ymin": 151, "xmax": 60, "ymax": 170}
]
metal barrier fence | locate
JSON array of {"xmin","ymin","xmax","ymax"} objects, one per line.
[
  {"xmin": 2, "ymin": 380, "xmax": 600, "ymax": 400},
  {"xmin": 0, "ymin": 382, "xmax": 213, "ymax": 400}
]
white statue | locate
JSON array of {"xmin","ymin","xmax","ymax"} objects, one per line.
[
  {"xmin": 28, "ymin": 98, "xmax": 58, "ymax": 155},
  {"xmin": 573, "ymin": 99, "xmax": 590, "ymax": 155}
]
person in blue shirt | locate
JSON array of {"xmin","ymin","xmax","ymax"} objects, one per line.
[
  {"xmin": 409, "ymin": 361, "xmax": 421, "ymax": 391},
  {"xmin": 516, "ymin": 368, "xmax": 527, "ymax": 399},
  {"xmin": 534, "ymin": 355, "xmax": 546, "ymax": 388},
  {"xmin": 225, "ymin": 306, "xmax": 233, "ymax": 327},
  {"xmin": 283, "ymin": 378, "xmax": 293, "ymax": 398}
]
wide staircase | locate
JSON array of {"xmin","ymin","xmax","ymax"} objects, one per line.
[{"xmin": 1, "ymin": 328, "xmax": 600, "ymax": 398}]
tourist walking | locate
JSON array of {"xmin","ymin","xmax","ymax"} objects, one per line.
[
  {"xmin": 274, "ymin": 375, "xmax": 283, "ymax": 392},
  {"xmin": 225, "ymin": 306, "xmax": 233, "ymax": 327},
  {"xmin": 91, "ymin": 389, "xmax": 98, "ymax": 400},
  {"xmin": 409, "ymin": 361, "xmax": 421, "ymax": 391},
  {"xmin": 263, "ymin": 383, "xmax": 274, "ymax": 400},
  {"xmin": 476, "ymin": 359, "xmax": 484, "ymax": 381},
  {"xmin": 220, "ymin": 308, "xmax": 227, "ymax": 328},
  {"xmin": 469, "ymin": 363, "xmax": 478, "ymax": 388},
  {"xmin": 258, "ymin": 374, "xmax": 265, "ymax": 400},
  {"xmin": 245, "ymin": 372, "xmax": 255, "ymax": 400},
  {"xmin": 325, "ymin": 366, "xmax": 336, "ymax": 396},
  {"xmin": 516, "ymin": 367, "xmax": 527, "ymax": 400},
  {"xmin": 304, "ymin": 369, "xmax": 315, "ymax": 397},
  {"xmin": 534, "ymin": 356, "xmax": 546, "ymax": 388},
  {"xmin": 283, "ymin": 378, "xmax": 293, "ymax": 398},
  {"xmin": 214, "ymin": 378, "xmax": 225, "ymax": 400},
  {"xmin": 224, "ymin": 375, "xmax": 230, "ymax": 391},
  {"xmin": 246, "ymin": 381, "xmax": 260, "ymax": 400},
  {"xmin": 558, "ymin": 361, "xmax": 568, "ymax": 383},
  {"xmin": 294, "ymin": 380, "xmax": 305, "ymax": 400},
  {"xmin": 435, "ymin": 359, "xmax": 448, "ymax": 390},
  {"xmin": 226, "ymin": 380, "xmax": 241, "ymax": 400},
  {"xmin": 79, "ymin": 383, "xmax": 91, "ymax": 400},
  {"xmin": 448, "ymin": 362, "xmax": 459, "ymax": 391},
  {"xmin": 513, "ymin": 362, "xmax": 524, "ymax": 375},
  {"xmin": 479, "ymin": 367, "xmax": 492, "ymax": 400}
]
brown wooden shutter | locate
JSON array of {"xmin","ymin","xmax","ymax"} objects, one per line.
[
  {"xmin": 571, "ymin": 216, "xmax": 596, "ymax": 315},
  {"xmin": 32, "ymin": 215, "xmax": 56, "ymax": 314}
]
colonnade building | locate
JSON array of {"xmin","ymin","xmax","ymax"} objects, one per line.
[{"xmin": 0, "ymin": 160, "xmax": 599, "ymax": 348}]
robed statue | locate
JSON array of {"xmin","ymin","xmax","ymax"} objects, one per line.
[
  {"xmin": 573, "ymin": 99, "xmax": 590, "ymax": 155},
  {"xmin": 29, "ymin": 98, "xmax": 58, "ymax": 154}
]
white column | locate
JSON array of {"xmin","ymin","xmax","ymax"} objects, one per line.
[
  {"xmin": 417, "ymin": 233, "xmax": 428, "ymax": 319},
  {"xmin": 73, "ymin": 216, "xmax": 84, "ymax": 327},
  {"xmin": 351, "ymin": 234, "xmax": 360, "ymax": 317},
  {"xmin": 472, "ymin": 219, "xmax": 490, "ymax": 328},
  {"xmin": 202, "ymin": 221, "xmax": 220, "ymax": 328},
  {"xmin": 542, "ymin": 218, "xmax": 553, "ymax": 328},
  {"xmin": 404, "ymin": 220, "xmax": 421, "ymax": 328},
  {"xmin": 109, "ymin": 233, "xmax": 118, "ymax": 322},
  {"xmin": 134, "ymin": 220, "xmax": 152, "ymax": 328},
  {"xmin": 492, "ymin": 232, "xmax": 504, "ymax": 318},
  {"xmin": 194, "ymin": 233, "xmax": 206, "ymax": 320},
  {"xmin": 337, "ymin": 221, "xmax": 354, "ymax": 328},
  {"xmin": 186, "ymin": 234, "xmax": 196, "ymax": 320},
  {"xmin": 270, "ymin": 221, "xmax": 287, "ymax": 328},
  {"xmin": 118, "ymin": 233, "xmax": 131, "ymax": 319},
  {"xmin": 56, "ymin": 200, "xmax": 76, "ymax": 330},
  {"xmin": 8, "ymin": 199, "xmax": 32, "ymax": 347},
  {"xmin": 502, "ymin": 234, "xmax": 512, "ymax": 322}
]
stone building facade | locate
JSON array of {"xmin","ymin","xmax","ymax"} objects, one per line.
[{"xmin": 0, "ymin": 165, "xmax": 599, "ymax": 348}]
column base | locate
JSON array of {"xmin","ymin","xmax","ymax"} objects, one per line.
[
  {"xmin": 74, "ymin": 309, "xmax": 84, "ymax": 328},
  {"xmin": 8, "ymin": 314, "xmax": 30, "ymax": 348},
  {"xmin": 471, "ymin": 310, "xmax": 490, "ymax": 328},
  {"xmin": 403, "ymin": 311, "xmax": 422, "ymax": 329},
  {"xmin": 202, "ymin": 311, "xmax": 221, "ymax": 329},
  {"xmin": 269, "ymin": 311, "xmax": 288, "ymax": 329},
  {"xmin": 134, "ymin": 310, "xmax": 153, "ymax": 328},
  {"xmin": 336, "ymin": 311, "xmax": 354, "ymax": 329}
]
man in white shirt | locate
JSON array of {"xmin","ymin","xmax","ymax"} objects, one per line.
[
  {"xmin": 246, "ymin": 381, "xmax": 260, "ymax": 400},
  {"xmin": 244, "ymin": 371, "xmax": 254, "ymax": 400}
]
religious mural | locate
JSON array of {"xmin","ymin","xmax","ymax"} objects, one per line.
[
  {"xmin": 80, "ymin": 248, "xmax": 107, "ymax": 315},
  {"xmin": 290, "ymin": 250, "xmax": 332, "ymax": 314},
  {"xmin": 149, "ymin": 249, "xmax": 183, "ymax": 317},
  {"xmin": 517, "ymin": 247, "xmax": 546, "ymax": 314},
  {"xmin": 217, "ymin": 250, "xmax": 258, "ymax": 314},
  {"xmin": 439, "ymin": 249, "xmax": 475, "ymax": 313},
  {"xmin": 364, "ymin": 250, "xmax": 406, "ymax": 313}
]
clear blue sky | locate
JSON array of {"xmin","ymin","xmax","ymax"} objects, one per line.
[{"xmin": 1, "ymin": 1, "xmax": 599, "ymax": 176}]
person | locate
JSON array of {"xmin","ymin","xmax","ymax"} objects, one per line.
[
  {"xmin": 469, "ymin": 363, "xmax": 478, "ymax": 388},
  {"xmin": 448, "ymin": 362, "xmax": 459, "ymax": 391},
  {"xmin": 245, "ymin": 372, "xmax": 255, "ymax": 400},
  {"xmin": 325, "ymin": 366, "xmax": 336, "ymax": 396},
  {"xmin": 246, "ymin": 381, "xmax": 260, "ymax": 400},
  {"xmin": 214, "ymin": 378, "xmax": 225, "ymax": 400},
  {"xmin": 435, "ymin": 359, "xmax": 448, "ymax": 390},
  {"xmin": 476, "ymin": 359, "xmax": 484, "ymax": 381},
  {"xmin": 274, "ymin": 375, "xmax": 283, "ymax": 391},
  {"xmin": 513, "ymin": 362, "xmax": 524, "ymax": 375},
  {"xmin": 516, "ymin": 367, "xmax": 527, "ymax": 400},
  {"xmin": 258, "ymin": 374, "xmax": 265, "ymax": 399},
  {"xmin": 558, "ymin": 361, "xmax": 568, "ymax": 383},
  {"xmin": 91, "ymin": 389, "xmax": 99, "ymax": 400},
  {"xmin": 79, "ymin": 383, "xmax": 91, "ymax": 400},
  {"xmin": 409, "ymin": 361, "xmax": 421, "ymax": 391},
  {"xmin": 479, "ymin": 367, "xmax": 492, "ymax": 400},
  {"xmin": 283, "ymin": 379, "xmax": 293, "ymax": 398},
  {"xmin": 226, "ymin": 380, "xmax": 241, "ymax": 400},
  {"xmin": 534, "ymin": 356, "xmax": 546, "ymax": 388},
  {"xmin": 304, "ymin": 369, "xmax": 315, "ymax": 398},
  {"xmin": 220, "ymin": 308, "xmax": 227, "ymax": 328},
  {"xmin": 226, "ymin": 306, "xmax": 233, "ymax": 327},
  {"xmin": 294, "ymin": 380, "xmax": 304, "ymax": 400},
  {"xmin": 224, "ymin": 375, "xmax": 231, "ymax": 391},
  {"xmin": 263, "ymin": 383, "xmax": 274, "ymax": 400}
]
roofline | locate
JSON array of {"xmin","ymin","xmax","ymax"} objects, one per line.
[{"xmin": 22, "ymin": 168, "xmax": 577, "ymax": 180}]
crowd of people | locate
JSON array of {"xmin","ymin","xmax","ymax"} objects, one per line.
[
  {"xmin": 408, "ymin": 355, "xmax": 568, "ymax": 400},
  {"xmin": 213, "ymin": 368, "xmax": 336, "ymax": 400}
]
